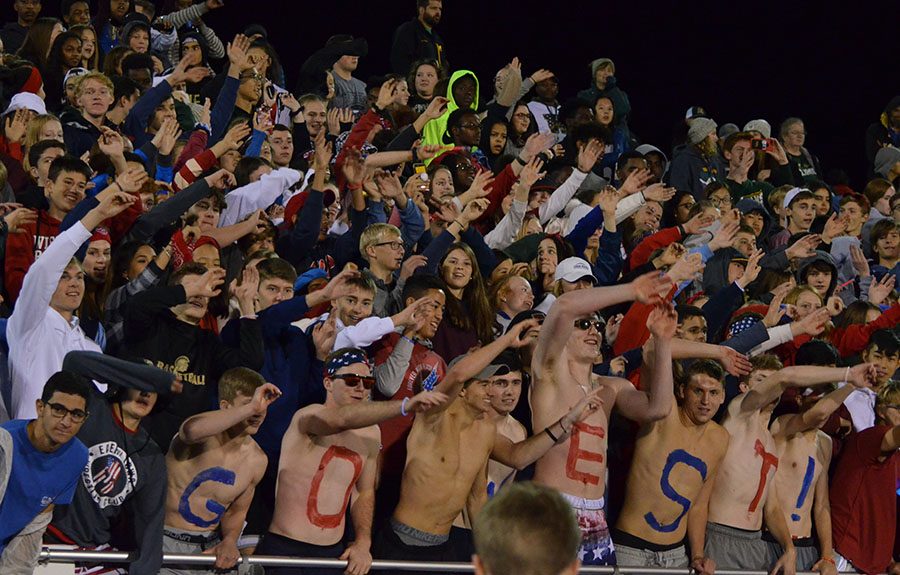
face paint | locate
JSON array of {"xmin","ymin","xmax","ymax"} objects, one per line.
[
  {"xmin": 748, "ymin": 439, "xmax": 778, "ymax": 514},
  {"xmin": 791, "ymin": 457, "xmax": 815, "ymax": 521}
]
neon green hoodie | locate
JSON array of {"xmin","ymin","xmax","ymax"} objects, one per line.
[{"xmin": 421, "ymin": 69, "xmax": 479, "ymax": 164}]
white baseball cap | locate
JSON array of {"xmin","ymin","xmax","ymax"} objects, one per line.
[
  {"xmin": 4, "ymin": 92, "xmax": 46, "ymax": 116},
  {"xmin": 554, "ymin": 257, "xmax": 597, "ymax": 284}
]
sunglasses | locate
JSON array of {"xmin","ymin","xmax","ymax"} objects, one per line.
[
  {"xmin": 335, "ymin": 374, "xmax": 376, "ymax": 390},
  {"xmin": 573, "ymin": 319, "xmax": 603, "ymax": 332}
]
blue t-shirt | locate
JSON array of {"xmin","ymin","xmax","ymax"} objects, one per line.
[{"xmin": 0, "ymin": 419, "xmax": 88, "ymax": 554}]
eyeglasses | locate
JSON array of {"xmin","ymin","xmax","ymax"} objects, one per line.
[
  {"xmin": 573, "ymin": 319, "xmax": 603, "ymax": 332},
  {"xmin": 709, "ymin": 196, "xmax": 731, "ymax": 207},
  {"xmin": 44, "ymin": 402, "xmax": 88, "ymax": 423},
  {"xmin": 335, "ymin": 374, "xmax": 376, "ymax": 389},
  {"xmin": 374, "ymin": 240, "xmax": 404, "ymax": 251}
]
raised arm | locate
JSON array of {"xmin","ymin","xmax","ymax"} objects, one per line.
[
  {"xmin": 177, "ymin": 383, "xmax": 281, "ymax": 445},
  {"xmin": 882, "ymin": 424, "xmax": 900, "ymax": 453},
  {"xmin": 614, "ymin": 302, "xmax": 677, "ymax": 423},
  {"xmin": 533, "ymin": 272, "xmax": 671, "ymax": 377},
  {"xmin": 773, "ymin": 370, "xmax": 877, "ymax": 438},
  {"xmin": 299, "ymin": 389, "xmax": 447, "ymax": 437},
  {"xmin": 741, "ymin": 363, "xmax": 878, "ymax": 415}
]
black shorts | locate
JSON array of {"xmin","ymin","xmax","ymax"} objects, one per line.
[
  {"xmin": 372, "ymin": 520, "xmax": 458, "ymax": 575},
  {"xmin": 243, "ymin": 464, "xmax": 278, "ymax": 538},
  {"xmin": 256, "ymin": 531, "xmax": 344, "ymax": 575},
  {"xmin": 448, "ymin": 526, "xmax": 475, "ymax": 562}
]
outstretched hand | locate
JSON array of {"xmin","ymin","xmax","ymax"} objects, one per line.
[
  {"xmin": 406, "ymin": 390, "xmax": 450, "ymax": 413},
  {"xmin": 250, "ymin": 382, "xmax": 282, "ymax": 415},
  {"xmin": 631, "ymin": 271, "xmax": 673, "ymax": 304},
  {"xmin": 647, "ymin": 301, "xmax": 677, "ymax": 340}
]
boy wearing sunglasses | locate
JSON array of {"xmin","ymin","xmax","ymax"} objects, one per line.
[{"xmin": 258, "ymin": 347, "xmax": 446, "ymax": 575}]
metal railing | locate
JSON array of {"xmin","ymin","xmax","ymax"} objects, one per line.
[{"xmin": 38, "ymin": 548, "xmax": 821, "ymax": 574}]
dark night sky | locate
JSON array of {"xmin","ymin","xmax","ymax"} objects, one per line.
[{"xmin": 4, "ymin": 0, "xmax": 899, "ymax": 186}]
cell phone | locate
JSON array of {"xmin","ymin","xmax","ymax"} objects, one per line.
[{"xmin": 751, "ymin": 138, "xmax": 768, "ymax": 150}]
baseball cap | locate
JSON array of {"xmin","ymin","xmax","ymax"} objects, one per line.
[
  {"xmin": 284, "ymin": 188, "xmax": 337, "ymax": 227},
  {"xmin": 447, "ymin": 355, "xmax": 514, "ymax": 381},
  {"xmin": 553, "ymin": 257, "xmax": 597, "ymax": 284},
  {"xmin": 685, "ymin": 106, "xmax": 709, "ymax": 121},
  {"xmin": 4, "ymin": 92, "xmax": 46, "ymax": 115},
  {"xmin": 783, "ymin": 187, "xmax": 813, "ymax": 209}
]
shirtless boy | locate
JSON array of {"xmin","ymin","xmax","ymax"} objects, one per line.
[
  {"xmin": 530, "ymin": 273, "xmax": 675, "ymax": 565},
  {"xmin": 162, "ymin": 368, "xmax": 280, "ymax": 575},
  {"xmin": 373, "ymin": 319, "xmax": 604, "ymax": 569},
  {"xmin": 768, "ymin": 372, "xmax": 877, "ymax": 573},
  {"xmin": 257, "ymin": 347, "xmax": 446, "ymax": 575},
  {"xmin": 614, "ymin": 359, "xmax": 730, "ymax": 574},
  {"xmin": 706, "ymin": 355, "xmax": 878, "ymax": 574}
]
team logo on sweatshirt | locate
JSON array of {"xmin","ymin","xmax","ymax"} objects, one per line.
[{"xmin": 82, "ymin": 441, "xmax": 138, "ymax": 508}]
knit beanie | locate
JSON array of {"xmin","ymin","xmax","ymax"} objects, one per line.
[
  {"xmin": 688, "ymin": 118, "xmax": 717, "ymax": 145},
  {"xmin": 743, "ymin": 119, "xmax": 772, "ymax": 138},
  {"xmin": 590, "ymin": 58, "xmax": 615, "ymax": 78},
  {"xmin": 874, "ymin": 146, "xmax": 900, "ymax": 179}
]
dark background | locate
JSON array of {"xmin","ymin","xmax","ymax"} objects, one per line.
[{"xmin": 4, "ymin": 0, "xmax": 898, "ymax": 186}]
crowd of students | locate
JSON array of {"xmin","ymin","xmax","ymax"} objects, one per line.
[{"xmin": 0, "ymin": 0, "xmax": 897, "ymax": 574}]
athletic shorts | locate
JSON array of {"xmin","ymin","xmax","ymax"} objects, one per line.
[
  {"xmin": 558, "ymin": 492, "xmax": 616, "ymax": 566},
  {"xmin": 255, "ymin": 531, "xmax": 344, "ymax": 575},
  {"xmin": 372, "ymin": 518, "xmax": 455, "ymax": 575},
  {"xmin": 704, "ymin": 522, "xmax": 768, "ymax": 571}
]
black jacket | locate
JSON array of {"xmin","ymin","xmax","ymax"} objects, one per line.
[
  {"xmin": 390, "ymin": 18, "xmax": 447, "ymax": 75},
  {"xmin": 118, "ymin": 285, "xmax": 264, "ymax": 450}
]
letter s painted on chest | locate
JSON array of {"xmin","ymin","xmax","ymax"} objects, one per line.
[
  {"xmin": 644, "ymin": 449, "xmax": 707, "ymax": 533},
  {"xmin": 178, "ymin": 467, "xmax": 236, "ymax": 528}
]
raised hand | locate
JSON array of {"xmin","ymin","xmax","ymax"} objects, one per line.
[
  {"xmin": 460, "ymin": 197, "xmax": 490, "ymax": 224},
  {"xmin": 406, "ymin": 389, "xmax": 450, "ymax": 413},
  {"xmin": 631, "ymin": 271, "xmax": 673, "ymax": 304},
  {"xmin": 683, "ymin": 211, "xmax": 715, "ymax": 235},
  {"xmin": 847, "ymin": 363, "xmax": 879, "ymax": 389},
  {"xmin": 227, "ymin": 33, "xmax": 253, "ymax": 72},
  {"xmin": 393, "ymin": 295, "xmax": 434, "ymax": 328},
  {"xmin": 718, "ymin": 346, "xmax": 752, "ymax": 377},
  {"xmin": 320, "ymin": 267, "xmax": 361, "ymax": 300},
  {"xmin": 197, "ymin": 97, "xmax": 212, "ymax": 126},
  {"xmin": 666, "ymin": 252, "xmax": 704, "ymax": 284},
  {"xmin": 849, "ymin": 244, "xmax": 870, "ymax": 278},
  {"xmin": 709, "ymin": 220, "xmax": 739, "ymax": 251},
  {"xmin": 785, "ymin": 233, "xmax": 820, "ymax": 260},
  {"xmin": 868, "ymin": 273, "xmax": 896, "ymax": 305},
  {"xmin": 657, "ymin": 242, "xmax": 686, "ymax": 267},
  {"xmin": 115, "ymin": 167, "xmax": 149, "ymax": 193},
  {"xmin": 821, "ymin": 212, "xmax": 848, "ymax": 242},
  {"xmin": 597, "ymin": 186, "xmax": 619, "ymax": 214},
  {"xmin": 222, "ymin": 121, "xmax": 251, "ymax": 151},
  {"xmin": 793, "ymin": 307, "xmax": 831, "ymax": 337},
  {"xmin": 312, "ymin": 130, "xmax": 333, "ymax": 169},
  {"xmin": 233, "ymin": 263, "xmax": 260, "ymax": 314},
  {"xmin": 619, "ymin": 168, "xmax": 651, "ymax": 196},
  {"xmin": 826, "ymin": 295, "xmax": 844, "ymax": 317},
  {"xmin": 562, "ymin": 387, "xmax": 604, "ymax": 429},
  {"xmin": 250, "ymin": 382, "xmax": 282, "ymax": 415},
  {"xmin": 415, "ymin": 144, "xmax": 442, "ymax": 162},
  {"xmin": 763, "ymin": 284, "xmax": 791, "ymax": 327},
  {"xmin": 184, "ymin": 267, "xmax": 226, "ymax": 299},
  {"xmin": 517, "ymin": 157, "xmax": 545, "ymax": 190},
  {"xmin": 399, "ymin": 254, "xmax": 428, "ymax": 282},
  {"xmin": 642, "ymin": 183, "xmax": 676, "ymax": 203},
  {"xmin": 463, "ymin": 169, "xmax": 495, "ymax": 200},
  {"xmin": 312, "ymin": 315, "xmax": 338, "ymax": 360},
  {"xmin": 522, "ymin": 132, "xmax": 556, "ymax": 159},
  {"xmin": 280, "ymin": 92, "xmax": 300, "ymax": 115},
  {"xmin": 376, "ymin": 78, "xmax": 398, "ymax": 110},
  {"xmin": 98, "ymin": 126, "xmax": 126, "ymax": 158},
  {"xmin": 326, "ymin": 108, "xmax": 342, "ymax": 136},
  {"xmin": 576, "ymin": 139, "xmax": 603, "ymax": 173},
  {"xmin": 155, "ymin": 117, "xmax": 182, "ymax": 156},
  {"xmin": 342, "ymin": 147, "xmax": 366, "ymax": 185},
  {"xmin": 647, "ymin": 301, "xmax": 677, "ymax": 339},
  {"xmin": 505, "ymin": 318, "xmax": 542, "ymax": 348},
  {"xmin": 204, "ymin": 168, "xmax": 237, "ymax": 190},
  {"xmin": 3, "ymin": 206, "xmax": 36, "ymax": 233},
  {"xmin": 529, "ymin": 69, "xmax": 554, "ymax": 83},
  {"xmin": 736, "ymin": 248, "xmax": 764, "ymax": 288},
  {"xmin": 95, "ymin": 190, "xmax": 136, "ymax": 220},
  {"xmin": 3, "ymin": 108, "xmax": 27, "ymax": 143},
  {"xmin": 422, "ymin": 96, "xmax": 449, "ymax": 120},
  {"xmin": 373, "ymin": 170, "xmax": 404, "ymax": 199},
  {"xmin": 253, "ymin": 107, "xmax": 274, "ymax": 135}
]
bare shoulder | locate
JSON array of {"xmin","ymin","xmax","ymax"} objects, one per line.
[
  {"xmin": 815, "ymin": 430, "xmax": 833, "ymax": 455},
  {"xmin": 707, "ymin": 421, "xmax": 731, "ymax": 451}
]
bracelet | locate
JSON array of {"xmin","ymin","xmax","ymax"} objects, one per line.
[
  {"xmin": 544, "ymin": 427, "xmax": 559, "ymax": 443},
  {"xmin": 515, "ymin": 154, "xmax": 527, "ymax": 166},
  {"xmin": 820, "ymin": 557, "xmax": 836, "ymax": 566},
  {"xmin": 843, "ymin": 367, "xmax": 850, "ymax": 384},
  {"xmin": 347, "ymin": 182, "xmax": 363, "ymax": 191},
  {"xmin": 557, "ymin": 418, "xmax": 570, "ymax": 435},
  {"xmin": 401, "ymin": 397, "xmax": 409, "ymax": 416},
  {"xmin": 411, "ymin": 147, "xmax": 419, "ymax": 162}
]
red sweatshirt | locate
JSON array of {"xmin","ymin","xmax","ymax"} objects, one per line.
[
  {"xmin": 828, "ymin": 304, "xmax": 900, "ymax": 358},
  {"xmin": 4, "ymin": 211, "xmax": 61, "ymax": 302},
  {"xmin": 627, "ymin": 226, "xmax": 684, "ymax": 272},
  {"xmin": 612, "ymin": 285, "xmax": 678, "ymax": 356}
]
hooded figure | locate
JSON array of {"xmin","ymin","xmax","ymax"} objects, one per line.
[
  {"xmin": 636, "ymin": 143, "xmax": 670, "ymax": 182},
  {"xmin": 736, "ymin": 198, "xmax": 774, "ymax": 247},
  {"xmin": 797, "ymin": 251, "xmax": 839, "ymax": 301},
  {"xmin": 702, "ymin": 247, "xmax": 747, "ymax": 298},
  {"xmin": 576, "ymin": 58, "xmax": 631, "ymax": 126},
  {"xmin": 864, "ymin": 95, "xmax": 900, "ymax": 169},
  {"xmin": 421, "ymin": 69, "xmax": 479, "ymax": 163}
]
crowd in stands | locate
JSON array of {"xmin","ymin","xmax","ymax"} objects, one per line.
[{"xmin": 0, "ymin": 1, "xmax": 897, "ymax": 574}]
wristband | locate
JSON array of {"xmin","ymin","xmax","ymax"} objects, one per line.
[
  {"xmin": 544, "ymin": 427, "xmax": 559, "ymax": 443},
  {"xmin": 515, "ymin": 154, "xmax": 527, "ymax": 166},
  {"xmin": 194, "ymin": 122, "xmax": 211, "ymax": 135},
  {"xmin": 347, "ymin": 182, "xmax": 363, "ymax": 191},
  {"xmin": 819, "ymin": 557, "xmax": 836, "ymax": 566},
  {"xmin": 401, "ymin": 397, "xmax": 409, "ymax": 416}
]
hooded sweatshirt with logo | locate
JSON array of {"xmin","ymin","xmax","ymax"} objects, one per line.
[
  {"xmin": 4, "ymin": 210, "xmax": 60, "ymax": 303},
  {"xmin": 48, "ymin": 351, "xmax": 173, "ymax": 575},
  {"xmin": 421, "ymin": 70, "xmax": 480, "ymax": 163}
]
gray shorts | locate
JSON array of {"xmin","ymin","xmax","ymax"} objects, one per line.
[
  {"xmin": 704, "ymin": 522, "xmax": 768, "ymax": 570},
  {"xmin": 764, "ymin": 538, "xmax": 819, "ymax": 571},
  {"xmin": 160, "ymin": 526, "xmax": 248, "ymax": 575},
  {"xmin": 615, "ymin": 543, "xmax": 689, "ymax": 568}
]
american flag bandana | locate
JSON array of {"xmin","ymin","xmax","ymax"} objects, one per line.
[
  {"xmin": 728, "ymin": 313, "xmax": 763, "ymax": 338},
  {"xmin": 325, "ymin": 348, "xmax": 371, "ymax": 377}
]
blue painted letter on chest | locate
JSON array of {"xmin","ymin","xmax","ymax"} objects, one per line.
[
  {"xmin": 178, "ymin": 467, "xmax": 236, "ymax": 528},
  {"xmin": 644, "ymin": 449, "xmax": 707, "ymax": 533}
]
